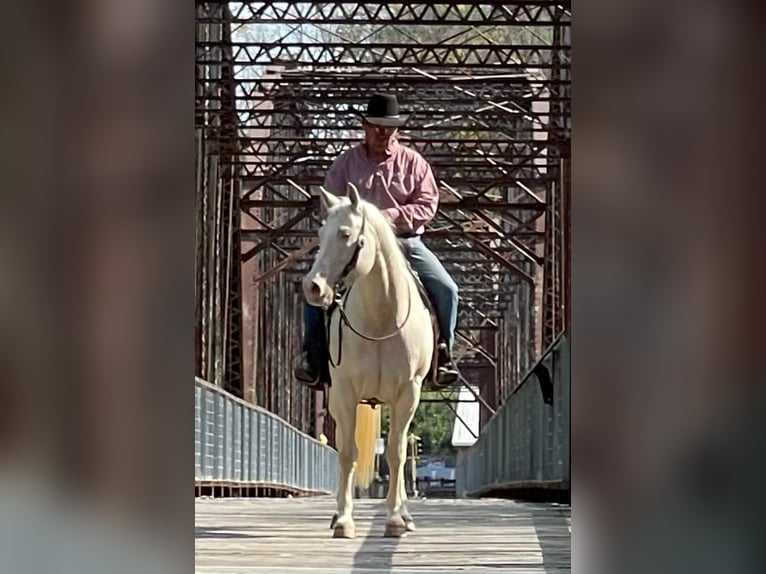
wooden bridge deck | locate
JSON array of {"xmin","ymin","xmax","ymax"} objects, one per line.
[{"xmin": 195, "ymin": 496, "xmax": 571, "ymax": 573}]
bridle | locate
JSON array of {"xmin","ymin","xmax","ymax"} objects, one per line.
[{"xmin": 325, "ymin": 212, "xmax": 413, "ymax": 368}]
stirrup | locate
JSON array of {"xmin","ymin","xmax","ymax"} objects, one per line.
[
  {"xmin": 435, "ymin": 366, "xmax": 459, "ymax": 387},
  {"xmin": 293, "ymin": 353, "xmax": 323, "ymax": 388},
  {"xmin": 294, "ymin": 371, "xmax": 325, "ymax": 390}
]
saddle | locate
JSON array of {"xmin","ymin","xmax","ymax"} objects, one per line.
[{"xmin": 314, "ymin": 239, "xmax": 441, "ymax": 389}]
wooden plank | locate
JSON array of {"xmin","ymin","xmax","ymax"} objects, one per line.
[{"xmin": 196, "ymin": 497, "xmax": 571, "ymax": 573}]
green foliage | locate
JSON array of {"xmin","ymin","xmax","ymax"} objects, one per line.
[{"xmin": 381, "ymin": 390, "xmax": 459, "ymax": 456}]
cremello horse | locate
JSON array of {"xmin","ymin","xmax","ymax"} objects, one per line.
[{"xmin": 303, "ymin": 182, "xmax": 434, "ymax": 538}]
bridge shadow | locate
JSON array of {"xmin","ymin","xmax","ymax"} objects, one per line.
[
  {"xmin": 345, "ymin": 498, "xmax": 571, "ymax": 572},
  {"xmin": 532, "ymin": 504, "xmax": 571, "ymax": 572},
  {"xmin": 351, "ymin": 506, "xmax": 401, "ymax": 574},
  {"xmin": 195, "ymin": 526, "xmax": 272, "ymax": 539}
]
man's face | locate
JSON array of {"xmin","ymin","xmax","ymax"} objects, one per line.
[{"xmin": 363, "ymin": 120, "xmax": 398, "ymax": 153}]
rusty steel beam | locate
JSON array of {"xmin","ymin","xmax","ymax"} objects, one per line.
[
  {"xmin": 196, "ymin": 1, "xmax": 570, "ymax": 439},
  {"xmin": 241, "ymin": 198, "xmax": 544, "ymax": 212},
  {"xmin": 234, "ymin": 136, "xmax": 553, "ymax": 151},
  {"xmin": 213, "ymin": 107, "xmax": 567, "ymax": 129},
  {"xmin": 242, "ymin": 229, "xmax": 544, "ymax": 240},
  {"xmin": 197, "ymin": 1, "xmax": 569, "ymax": 27},
  {"xmin": 244, "ymin": 180, "xmax": 549, "ymax": 204},
  {"xmin": 241, "ymin": 208, "xmax": 312, "ymax": 263},
  {"xmin": 238, "ymin": 169, "xmax": 555, "ymax": 188},
  {"xmin": 241, "ymin": 175, "xmax": 555, "ymax": 192},
  {"xmin": 198, "ymin": 42, "xmax": 569, "ymax": 70},
  {"xmin": 206, "ymin": 88, "xmax": 567, "ymax": 113},
  {"xmin": 456, "ymin": 332, "xmax": 496, "ymax": 365},
  {"xmin": 207, "ymin": 75, "xmax": 569, "ymax": 90},
  {"xmin": 253, "ymin": 239, "xmax": 319, "ymax": 284},
  {"xmin": 435, "ymin": 210, "xmax": 535, "ymax": 283}
]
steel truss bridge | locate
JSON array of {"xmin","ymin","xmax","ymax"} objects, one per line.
[
  {"xmin": 195, "ymin": 0, "xmax": 571, "ymax": 572},
  {"xmin": 195, "ymin": 2, "xmax": 570, "ymax": 570}
]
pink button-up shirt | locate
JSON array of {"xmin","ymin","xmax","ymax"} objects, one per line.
[{"xmin": 323, "ymin": 140, "xmax": 440, "ymax": 235}]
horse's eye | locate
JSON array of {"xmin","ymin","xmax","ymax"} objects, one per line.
[{"xmin": 339, "ymin": 229, "xmax": 351, "ymax": 240}]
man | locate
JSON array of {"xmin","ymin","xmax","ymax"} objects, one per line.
[{"xmin": 294, "ymin": 93, "xmax": 460, "ymax": 388}]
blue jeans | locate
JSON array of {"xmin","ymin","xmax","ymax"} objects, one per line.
[{"xmin": 302, "ymin": 236, "xmax": 459, "ymax": 353}]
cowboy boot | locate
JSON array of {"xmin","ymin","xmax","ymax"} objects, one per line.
[
  {"xmin": 294, "ymin": 303, "xmax": 330, "ymax": 389},
  {"xmin": 293, "ymin": 344, "xmax": 326, "ymax": 389},
  {"xmin": 435, "ymin": 343, "xmax": 459, "ymax": 387},
  {"xmin": 293, "ymin": 350, "xmax": 318, "ymax": 383}
]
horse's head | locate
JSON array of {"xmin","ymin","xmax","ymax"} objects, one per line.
[{"xmin": 303, "ymin": 182, "xmax": 377, "ymax": 308}]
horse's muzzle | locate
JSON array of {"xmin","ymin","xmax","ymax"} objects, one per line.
[{"xmin": 303, "ymin": 275, "xmax": 333, "ymax": 308}]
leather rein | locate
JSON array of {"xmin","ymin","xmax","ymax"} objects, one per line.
[{"xmin": 326, "ymin": 213, "xmax": 413, "ymax": 368}]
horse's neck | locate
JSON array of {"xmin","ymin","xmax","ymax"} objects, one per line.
[{"xmin": 351, "ymin": 239, "xmax": 412, "ymax": 333}]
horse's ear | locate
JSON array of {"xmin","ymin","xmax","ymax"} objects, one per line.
[
  {"xmin": 347, "ymin": 182, "xmax": 361, "ymax": 213},
  {"xmin": 318, "ymin": 186, "xmax": 340, "ymax": 214}
]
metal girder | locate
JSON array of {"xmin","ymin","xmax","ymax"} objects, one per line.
[
  {"xmin": 198, "ymin": 42, "xmax": 570, "ymax": 71},
  {"xmin": 206, "ymin": 84, "xmax": 562, "ymax": 129},
  {"xmin": 252, "ymin": 239, "xmax": 319, "ymax": 284},
  {"xmin": 234, "ymin": 160, "xmax": 554, "ymax": 177},
  {"xmin": 435, "ymin": 211, "xmax": 534, "ymax": 283},
  {"xmin": 195, "ymin": 0, "xmax": 570, "ymax": 433},
  {"xmin": 210, "ymin": 95, "xmax": 568, "ymax": 108},
  {"xmin": 242, "ymin": 229, "xmax": 544, "ymax": 240},
  {"xmin": 241, "ymin": 208, "xmax": 311, "ymax": 263},
  {"xmin": 197, "ymin": 1, "xmax": 569, "ymax": 27},
  {"xmin": 240, "ymin": 173, "xmax": 554, "ymax": 195},
  {"xmin": 236, "ymin": 166, "xmax": 552, "ymax": 186},
  {"xmin": 241, "ymin": 198, "xmax": 543, "ymax": 212},
  {"xmin": 216, "ymin": 73, "xmax": 567, "ymax": 90},
  {"xmin": 235, "ymin": 136, "xmax": 550, "ymax": 155},
  {"xmin": 208, "ymin": 79, "xmax": 567, "ymax": 114},
  {"xmin": 230, "ymin": 140, "xmax": 555, "ymax": 176},
  {"xmin": 241, "ymin": 175, "xmax": 552, "ymax": 195},
  {"xmin": 196, "ymin": 7, "xmax": 244, "ymax": 398}
]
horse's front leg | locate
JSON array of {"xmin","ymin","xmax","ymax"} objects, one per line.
[
  {"xmin": 328, "ymin": 389, "xmax": 358, "ymax": 538},
  {"xmin": 384, "ymin": 384, "xmax": 419, "ymax": 537},
  {"xmin": 399, "ymin": 475, "xmax": 415, "ymax": 532}
]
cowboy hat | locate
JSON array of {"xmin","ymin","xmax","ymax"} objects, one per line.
[{"xmin": 359, "ymin": 93, "xmax": 409, "ymax": 127}]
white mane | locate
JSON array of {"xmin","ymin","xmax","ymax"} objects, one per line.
[{"xmin": 358, "ymin": 200, "xmax": 411, "ymax": 275}]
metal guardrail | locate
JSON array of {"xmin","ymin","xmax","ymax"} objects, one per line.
[
  {"xmin": 195, "ymin": 377, "xmax": 338, "ymax": 495},
  {"xmin": 456, "ymin": 334, "xmax": 570, "ymax": 497}
]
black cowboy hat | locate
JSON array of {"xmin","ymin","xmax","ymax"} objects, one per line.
[{"xmin": 359, "ymin": 93, "xmax": 409, "ymax": 127}]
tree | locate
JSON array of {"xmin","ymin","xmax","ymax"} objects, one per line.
[{"xmin": 380, "ymin": 390, "xmax": 459, "ymax": 457}]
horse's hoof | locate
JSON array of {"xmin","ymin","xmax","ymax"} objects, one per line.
[
  {"xmin": 333, "ymin": 523, "xmax": 355, "ymax": 539},
  {"xmin": 384, "ymin": 519, "xmax": 408, "ymax": 538},
  {"xmin": 329, "ymin": 513, "xmax": 339, "ymax": 529},
  {"xmin": 404, "ymin": 519, "xmax": 416, "ymax": 532}
]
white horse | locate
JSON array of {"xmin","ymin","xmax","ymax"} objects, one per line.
[{"xmin": 302, "ymin": 182, "xmax": 434, "ymax": 538}]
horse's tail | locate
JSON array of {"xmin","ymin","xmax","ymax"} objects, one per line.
[{"xmin": 354, "ymin": 404, "xmax": 380, "ymax": 489}]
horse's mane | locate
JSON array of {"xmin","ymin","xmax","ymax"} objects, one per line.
[{"xmin": 358, "ymin": 200, "xmax": 412, "ymax": 276}]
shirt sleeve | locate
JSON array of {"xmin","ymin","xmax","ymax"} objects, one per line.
[
  {"xmin": 382, "ymin": 158, "xmax": 439, "ymax": 233},
  {"xmin": 323, "ymin": 156, "xmax": 347, "ymax": 196}
]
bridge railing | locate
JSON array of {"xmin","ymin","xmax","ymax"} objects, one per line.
[
  {"xmin": 195, "ymin": 377, "xmax": 338, "ymax": 495},
  {"xmin": 456, "ymin": 334, "xmax": 570, "ymax": 497}
]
